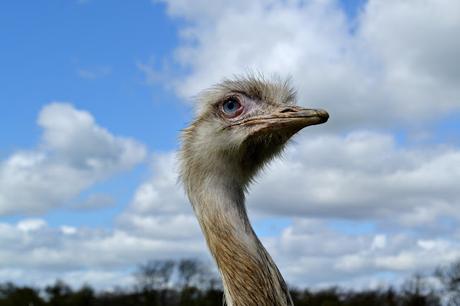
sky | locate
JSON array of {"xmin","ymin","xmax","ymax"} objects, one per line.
[{"xmin": 1, "ymin": 0, "xmax": 460, "ymax": 290}]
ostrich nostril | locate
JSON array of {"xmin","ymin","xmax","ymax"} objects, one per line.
[{"xmin": 280, "ymin": 107, "xmax": 296, "ymax": 113}]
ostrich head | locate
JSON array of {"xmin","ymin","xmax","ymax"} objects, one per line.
[{"xmin": 181, "ymin": 75, "xmax": 329, "ymax": 191}]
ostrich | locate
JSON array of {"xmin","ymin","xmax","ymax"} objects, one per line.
[{"xmin": 180, "ymin": 75, "xmax": 329, "ymax": 306}]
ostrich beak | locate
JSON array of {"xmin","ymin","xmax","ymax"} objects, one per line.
[
  {"xmin": 271, "ymin": 106, "xmax": 329, "ymax": 128},
  {"xmin": 230, "ymin": 106, "xmax": 329, "ymax": 135}
]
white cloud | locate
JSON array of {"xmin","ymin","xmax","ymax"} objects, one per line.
[
  {"xmin": 0, "ymin": 103, "xmax": 146, "ymax": 215},
  {"xmin": 0, "ymin": 102, "xmax": 206, "ymax": 289},
  {"xmin": 154, "ymin": 0, "xmax": 460, "ymax": 129},
  {"xmin": 0, "ymin": 149, "xmax": 206, "ymax": 288},
  {"xmin": 0, "ymin": 215, "xmax": 207, "ymax": 289},
  {"xmin": 124, "ymin": 153, "xmax": 188, "ymax": 215},
  {"xmin": 61, "ymin": 225, "xmax": 77, "ymax": 235},
  {"xmin": 117, "ymin": 152, "xmax": 201, "ymax": 239},
  {"xmin": 248, "ymin": 131, "xmax": 460, "ymax": 227},
  {"xmin": 265, "ymin": 218, "xmax": 460, "ymax": 288},
  {"xmin": 371, "ymin": 235, "xmax": 386, "ymax": 250},
  {"xmin": 3, "ymin": 213, "xmax": 459, "ymax": 290},
  {"xmin": 0, "ymin": 268, "xmax": 134, "ymax": 291},
  {"xmin": 0, "ymin": 218, "xmax": 205, "ymax": 270},
  {"xmin": 17, "ymin": 219, "xmax": 47, "ymax": 232}
]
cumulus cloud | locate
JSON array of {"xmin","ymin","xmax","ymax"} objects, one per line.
[
  {"xmin": 117, "ymin": 152, "xmax": 201, "ymax": 239},
  {"xmin": 124, "ymin": 153, "xmax": 188, "ymax": 215},
  {"xmin": 0, "ymin": 105, "xmax": 204, "ymax": 289},
  {"xmin": 4, "ymin": 211, "xmax": 458, "ymax": 289},
  {"xmin": 267, "ymin": 218, "xmax": 460, "ymax": 288},
  {"xmin": 154, "ymin": 0, "xmax": 460, "ymax": 129},
  {"xmin": 249, "ymin": 131, "xmax": 460, "ymax": 227},
  {"xmin": 0, "ymin": 103, "xmax": 146, "ymax": 215},
  {"xmin": 0, "ymin": 218, "xmax": 207, "ymax": 288}
]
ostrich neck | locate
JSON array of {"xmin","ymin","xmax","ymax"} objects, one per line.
[{"xmin": 187, "ymin": 174, "xmax": 292, "ymax": 306}]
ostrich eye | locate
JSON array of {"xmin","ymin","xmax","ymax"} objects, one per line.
[{"xmin": 222, "ymin": 98, "xmax": 243, "ymax": 117}]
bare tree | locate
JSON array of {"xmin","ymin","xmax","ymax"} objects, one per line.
[
  {"xmin": 402, "ymin": 273, "xmax": 440, "ymax": 306},
  {"xmin": 136, "ymin": 259, "xmax": 175, "ymax": 291},
  {"xmin": 178, "ymin": 258, "xmax": 217, "ymax": 290},
  {"xmin": 177, "ymin": 258, "xmax": 198, "ymax": 288},
  {"xmin": 435, "ymin": 260, "xmax": 460, "ymax": 305}
]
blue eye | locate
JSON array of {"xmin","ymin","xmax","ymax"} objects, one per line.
[{"xmin": 222, "ymin": 98, "xmax": 242, "ymax": 116}]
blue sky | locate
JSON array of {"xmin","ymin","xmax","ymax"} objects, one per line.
[
  {"xmin": 0, "ymin": 0, "xmax": 188, "ymax": 227},
  {"xmin": 1, "ymin": 1, "xmax": 184, "ymax": 151},
  {"xmin": 1, "ymin": 0, "xmax": 460, "ymax": 290}
]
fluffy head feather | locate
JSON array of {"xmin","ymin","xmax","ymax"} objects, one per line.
[{"xmin": 180, "ymin": 75, "xmax": 310, "ymax": 192}]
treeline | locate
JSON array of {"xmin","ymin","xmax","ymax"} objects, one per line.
[{"xmin": 1, "ymin": 258, "xmax": 459, "ymax": 306}]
